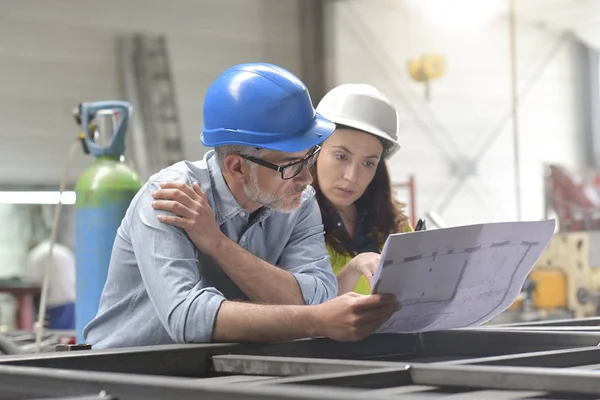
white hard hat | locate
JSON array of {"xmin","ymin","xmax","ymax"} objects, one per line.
[{"xmin": 316, "ymin": 84, "xmax": 401, "ymax": 160}]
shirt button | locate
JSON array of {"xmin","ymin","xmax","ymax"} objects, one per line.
[
  {"xmin": 337, "ymin": 222, "xmax": 342, "ymax": 227},
  {"xmin": 239, "ymin": 211, "xmax": 246, "ymax": 217}
]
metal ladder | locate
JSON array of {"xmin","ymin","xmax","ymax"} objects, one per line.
[{"xmin": 118, "ymin": 34, "xmax": 184, "ymax": 180}]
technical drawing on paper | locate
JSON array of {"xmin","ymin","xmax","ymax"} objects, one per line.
[{"xmin": 371, "ymin": 220, "xmax": 556, "ymax": 334}]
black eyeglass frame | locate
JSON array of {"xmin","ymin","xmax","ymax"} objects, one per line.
[{"xmin": 239, "ymin": 145, "xmax": 321, "ymax": 180}]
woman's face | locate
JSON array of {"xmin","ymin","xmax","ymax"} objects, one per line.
[{"xmin": 315, "ymin": 128, "xmax": 384, "ymax": 209}]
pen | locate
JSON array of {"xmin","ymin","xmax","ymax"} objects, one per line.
[{"xmin": 415, "ymin": 218, "xmax": 427, "ymax": 231}]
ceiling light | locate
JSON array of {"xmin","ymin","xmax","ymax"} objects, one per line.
[{"xmin": 0, "ymin": 191, "xmax": 76, "ymax": 205}]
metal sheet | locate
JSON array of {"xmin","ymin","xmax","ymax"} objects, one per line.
[
  {"xmin": 366, "ymin": 385, "xmax": 444, "ymax": 398},
  {"xmin": 239, "ymin": 366, "xmax": 413, "ymax": 389},
  {"xmin": 476, "ymin": 326, "xmax": 600, "ymax": 331},
  {"xmin": 212, "ymin": 354, "xmax": 397, "ymax": 376},
  {"xmin": 0, "ymin": 334, "xmax": 421, "ymax": 371},
  {"xmin": 214, "ymin": 354, "xmax": 600, "ymax": 394},
  {"xmin": 419, "ymin": 330, "xmax": 600, "ymax": 357},
  {"xmin": 410, "ymin": 364, "xmax": 600, "ymax": 395},
  {"xmin": 442, "ymin": 346, "xmax": 600, "ymax": 367},
  {"xmin": 4, "ymin": 323, "xmax": 600, "ymax": 398},
  {"xmin": 226, "ymin": 330, "xmax": 600, "ymax": 363},
  {"xmin": 0, "ymin": 343, "xmax": 238, "ymax": 376},
  {"xmin": 369, "ymin": 387, "xmax": 547, "ymax": 400},
  {"xmin": 413, "ymin": 390, "xmax": 550, "ymax": 400},
  {"xmin": 489, "ymin": 316, "xmax": 600, "ymax": 327},
  {"xmin": 215, "ymin": 361, "xmax": 600, "ymax": 396},
  {"xmin": 3, "ymin": 329, "xmax": 599, "ymax": 376},
  {"xmin": 228, "ymin": 334, "xmax": 420, "ymax": 360},
  {"xmin": 194, "ymin": 375, "xmax": 279, "ymax": 384},
  {"xmin": 0, "ymin": 364, "xmax": 379, "ymax": 400},
  {"xmin": 34, "ymin": 395, "xmax": 116, "ymax": 400},
  {"xmin": 571, "ymin": 363, "xmax": 600, "ymax": 370}
]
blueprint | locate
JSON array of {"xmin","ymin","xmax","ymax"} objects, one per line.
[{"xmin": 371, "ymin": 220, "xmax": 556, "ymax": 333}]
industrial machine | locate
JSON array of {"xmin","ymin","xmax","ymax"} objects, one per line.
[
  {"xmin": 499, "ymin": 165, "xmax": 600, "ymax": 323},
  {"xmin": 523, "ymin": 229, "xmax": 600, "ymax": 319},
  {"xmin": 73, "ymin": 102, "xmax": 143, "ymax": 343}
]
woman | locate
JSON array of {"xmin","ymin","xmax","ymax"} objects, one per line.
[{"xmin": 312, "ymin": 83, "xmax": 413, "ymax": 295}]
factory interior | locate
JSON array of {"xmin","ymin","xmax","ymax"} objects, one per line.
[{"xmin": 3, "ymin": 0, "xmax": 600, "ymax": 399}]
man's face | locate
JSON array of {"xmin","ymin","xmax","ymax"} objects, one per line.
[{"xmin": 243, "ymin": 148, "xmax": 315, "ymax": 213}]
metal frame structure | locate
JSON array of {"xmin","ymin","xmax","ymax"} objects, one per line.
[
  {"xmin": 1, "ymin": 320, "xmax": 600, "ymax": 399},
  {"xmin": 337, "ymin": 1, "xmax": 575, "ymax": 222},
  {"xmin": 118, "ymin": 33, "xmax": 184, "ymax": 182},
  {"xmin": 298, "ymin": 0, "xmax": 327, "ymax": 105},
  {"xmin": 393, "ymin": 176, "xmax": 417, "ymax": 228}
]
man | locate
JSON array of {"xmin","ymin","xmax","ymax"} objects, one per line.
[{"xmin": 84, "ymin": 63, "xmax": 398, "ymax": 349}]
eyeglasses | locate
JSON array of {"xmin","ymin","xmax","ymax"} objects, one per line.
[{"xmin": 239, "ymin": 146, "xmax": 321, "ymax": 180}]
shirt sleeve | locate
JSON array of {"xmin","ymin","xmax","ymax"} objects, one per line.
[
  {"xmin": 277, "ymin": 194, "xmax": 338, "ymax": 305},
  {"xmin": 129, "ymin": 180, "xmax": 226, "ymax": 343}
]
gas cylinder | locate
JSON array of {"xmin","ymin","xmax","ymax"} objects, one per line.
[{"xmin": 74, "ymin": 101, "xmax": 143, "ymax": 343}]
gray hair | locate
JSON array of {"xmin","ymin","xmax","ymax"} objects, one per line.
[{"xmin": 214, "ymin": 145, "xmax": 268, "ymax": 171}]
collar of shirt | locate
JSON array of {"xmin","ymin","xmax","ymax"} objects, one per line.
[
  {"xmin": 329, "ymin": 194, "xmax": 379, "ymax": 256},
  {"xmin": 330, "ymin": 193, "xmax": 370, "ymax": 229},
  {"xmin": 205, "ymin": 151, "xmax": 272, "ymax": 228}
]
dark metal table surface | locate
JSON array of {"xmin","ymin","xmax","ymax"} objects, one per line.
[{"xmin": 1, "ymin": 318, "xmax": 600, "ymax": 399}]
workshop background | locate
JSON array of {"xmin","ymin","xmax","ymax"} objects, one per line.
[{"xmin": 0, "ymin": 0, "xmax": 599, "ymax": 331}]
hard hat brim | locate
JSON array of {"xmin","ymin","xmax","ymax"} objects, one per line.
[
  {"xmin": 327, "ymin": 115, "xmax": 401, "ymax": 160},
  {"xmin": 201, "ymin": 113, "xmax": 336, "ymax": 153}
]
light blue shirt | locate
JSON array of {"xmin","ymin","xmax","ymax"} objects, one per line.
[{"xmin": 84, "ymin": 151, "xmax": 338, "ymax": 349}]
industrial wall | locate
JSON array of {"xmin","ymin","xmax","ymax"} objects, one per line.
[
  {"xmin": 0, "ymin": 0, "xmax": 593, "ymax": 278},
  {"xmin": 0, "ymin": 0, "xmax": 303, "ymax": 187},
  {"xmin": 325, "ymin": 0, "xmax": 587, "ymax": 227},
  {"xmin": 0, "ymin": 0, "xmax": 304, "ymax": 278}
]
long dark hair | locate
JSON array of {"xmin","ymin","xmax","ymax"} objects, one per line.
[{"xmin": 310, "ymin": 152, "xmax": 409, "ymax": 257}]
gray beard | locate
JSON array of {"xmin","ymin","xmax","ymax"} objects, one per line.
[{"xmin": 243, "ymin": 167, "xmax": 305, "ymax": 213}]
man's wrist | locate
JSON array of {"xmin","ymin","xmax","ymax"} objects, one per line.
[
  {"xmin": 205, "ymin": 233, "xmax": 230, "ymax": 258},
  {"xmin": 299, "ymin": 305, "xmax": 322, "ymax": 338}
]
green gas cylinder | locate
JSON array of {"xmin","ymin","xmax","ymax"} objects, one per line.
[{"xmin": 74, "ymin": 101, "xmax": 143, "ymax": 343}]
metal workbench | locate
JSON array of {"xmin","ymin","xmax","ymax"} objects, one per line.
[{"xmin": 2, "ymin": 318, "xmax": 600, "ymax": 399}]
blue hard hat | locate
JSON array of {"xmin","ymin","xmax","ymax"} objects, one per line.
[{"xmin": 201, "ymin": 63, "xmax": 335, "ymax": 152}]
